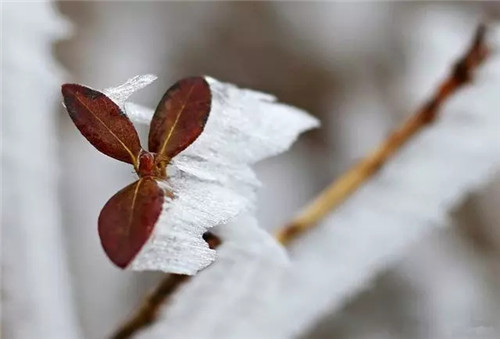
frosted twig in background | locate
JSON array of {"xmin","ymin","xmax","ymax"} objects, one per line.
[
  {"xmin": 128, "ymin": 24, "xmax": 500, "ymax": 339},
  {"xmin": 1, "ymin": 2, "xmax": 81, "ymax": 339},
  {"xmin": 96, "ymin": 76, "xmax": 318, "ymax": 274},
  {"xmin": 275, "ymin": 23, "xmax": 488, "ymax": 244}
]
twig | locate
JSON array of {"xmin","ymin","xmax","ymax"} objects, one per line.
[
  {"xmin": 110, "ymin": 25, "xmax": 488, "ymax": 339},
  {"xmin": 276, "ymin": 24, "xmax": 487, "ymax": 244}
]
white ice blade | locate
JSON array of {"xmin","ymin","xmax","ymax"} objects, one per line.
[
  {"xmin": 136, "ymin": 24, "xmax": 500, "ymax": 338},
  {"xmin": 103, "ymin": 74, "xmax": 157, "ymax": 109},
  {"xmin": 124, "ymin": 77, "xmax": 318, "ymax": 274}
]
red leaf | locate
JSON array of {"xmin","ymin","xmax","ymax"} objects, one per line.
[
  {"xmin": 98, "ymin": 178, "xmax": 165, "ymax": 268},
  {"xmin": 62, "ymin": 84, "xmax": 143, "ymax": 166},
  {"xmin": 148, "ymin": 77, "xmax": 211, "ymax": 160}
]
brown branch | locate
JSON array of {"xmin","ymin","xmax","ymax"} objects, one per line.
[
  {"xmin": 110, "ymin": 25, "xmax": 488, "ymax": 339},
  {"xmin": 276, "ymin": 24, "xmax": 488, "ymax": 244}
]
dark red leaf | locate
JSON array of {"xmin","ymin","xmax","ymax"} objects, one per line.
[
  {"xmin": 62, "ymin": 84, "xmax": 142, "ymax": 166},
  {"xmin": 98, "ymin": 178, "xmax": 165, "ymax": 268},
  {"xmin": 148, "ymin": 77, "xmax": 211, "ymax": 159}
]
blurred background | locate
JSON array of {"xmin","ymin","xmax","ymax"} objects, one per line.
[{"xmin": 3, "ymin": 1, "xmax": 500, "ymax": 339}]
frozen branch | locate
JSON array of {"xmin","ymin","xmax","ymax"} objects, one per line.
[{"xmin": 112, "ymin": 23, "xmax": 500, "ymax": 339}]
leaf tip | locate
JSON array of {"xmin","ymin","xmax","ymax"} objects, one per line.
[{"xmin": 61, "ymin": 83, "xmax": 79, "ymax": 99}]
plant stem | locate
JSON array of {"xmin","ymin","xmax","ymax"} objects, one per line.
[{"xmin": 110, "ymin": 24, "xmax": 488, "ymax": 339}]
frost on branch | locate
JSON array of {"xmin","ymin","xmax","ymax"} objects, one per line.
[
  {"xmin": 135, "ymin": 24, "xmax": 500, "ymax": 338},
  {"xmin": 102, "ymin": 75, "xmax": 319, "ymax": 274}
]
